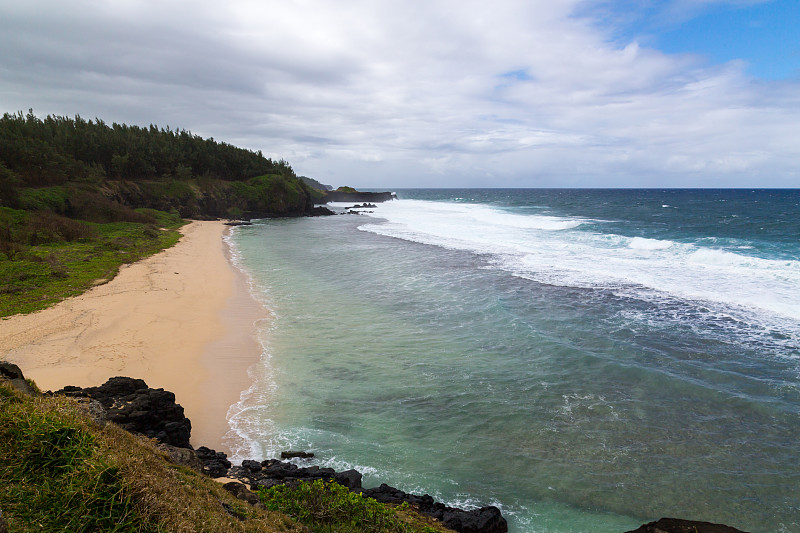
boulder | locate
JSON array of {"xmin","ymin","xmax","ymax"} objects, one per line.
[
  {"xmin": 281, "ymin": 451, "xmax": 315, "ymax": 460},
  {"xmin": 195, "ymin": 446, "xmax": 232, "ymax": 478},
  {"xmin": 307, "ymin": 206, "xmax": 336, "ymax": 216},
  {"xmin": 359, "ymin": 484, "xmax": 507, "ymax": 533},
  {"xmin": 241, "ymin": 459, "xmax": 263, "ymax": 472},
  {"xmin": 222, "ymin": 481, "xmax": 264, "ymax": 507},
  {"xmin": 625, "ymin": 518, "xmax": 748, "ymax": 533},
  {"xmin": 333, "ymin": 469, "xmax": 362, "ymax": 489}
]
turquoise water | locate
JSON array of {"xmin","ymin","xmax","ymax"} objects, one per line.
[{"xmin": 224, "ymin": 189, "xmax": 800, "ymax": 532}]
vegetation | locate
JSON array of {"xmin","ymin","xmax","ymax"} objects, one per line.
[
  {"xmin": 0, "ymin": 110, "xmax": 290, "ymax": 187},
  {"xmin": 0, "ymin": 206, "xmax": 185, "ymax": 317},
  {"xmin": 0, "ymin": 382, "xmax": 452, "ymax": 533},
  {"xmin": 0, "ymin": 109, "xmax": 324, "ymax": 220},
  {"xmin": 258, "ymin": 480, "xmax": 450, "ymax": 533},
  {"xmin": 0, "ymin": 109, "xmax": 336, "ymax": 316},
  {"xmin": 0, "ymin": 382, "xmax": 304, "ymax": 532}
]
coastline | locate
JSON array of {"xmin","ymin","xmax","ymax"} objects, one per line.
[
  {"xmin": 196, "ymin": 229, "xmax": 268, "ymax": 451},
  {"xmin": 0, "ymin": 220, "xmax": 265, "ymax": 453}
]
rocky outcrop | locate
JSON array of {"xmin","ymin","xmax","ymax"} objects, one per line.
[
  {"xmin": 199, "ymin": 448, "xmax": 506, "ymax": 533},
  {"xmin": 360, "ymin": 484, "xmax": 507, "ymax": 533},
  {"xmin": 306, "ymin": 206, "xmax": 336, "ymax": 216},
  {"xmin": 229, "ymin": 457, "xmax": 364, "ymax": 491},
  {"xmin": 195, "ymin": 446, "xmax": 233, "ymax": 477},
  {"xmin": 322, "ymin": 190, "xmax": 396, "ymax": 203},
  {"xmin": 625, "ymin": 518, "xmax": 748, "ymax": 533},
  {"xmin": 281, "ymin": 451, "xmax": 315, "ymax": 460},
  {"xmin": 56, "ymin": 377, "xmax": 192, "ymax": 449}
]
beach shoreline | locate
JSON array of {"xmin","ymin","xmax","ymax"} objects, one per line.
[{"xmin": 0, "ymin": 220, "xmax": 265, "ymax": 453}]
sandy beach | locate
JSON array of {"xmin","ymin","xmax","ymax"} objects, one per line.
[{"xmin": 0, "ymin": 221, "xmax": 265, "ymax": 453}]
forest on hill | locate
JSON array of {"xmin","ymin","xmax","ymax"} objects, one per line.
[
  {"xmin": 0, "ymin": 110, "xmax": 330, "ymax": 316},
  {"xmin": 0, "ymin": 109, "xmax": 326, "ymax": 220}
]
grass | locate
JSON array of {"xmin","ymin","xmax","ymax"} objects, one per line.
[
  {"xmin": 0, "ymin": 382, "xmax": 303, "ymax": 532},
  {"xmin": 0, "ymin": 207, "xmax": 185, "ymax": 317},
  {"xmin": 0, "ymin": 383, "xmax": 455, "ymax": 532}
]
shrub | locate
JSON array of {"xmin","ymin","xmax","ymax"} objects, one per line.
[
  {"xmin": 23, "ymin": 210, "xmax": 98, "ymax": 245},
  {"xmin": 258, "ymin": 480, "xmax": 443, "ymax": 533}
]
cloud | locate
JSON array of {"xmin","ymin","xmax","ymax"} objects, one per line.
[{"xmin": 0, "ymin": 0, "xmax": 797, "ymax": 187}]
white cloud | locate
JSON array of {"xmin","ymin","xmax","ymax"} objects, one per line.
[{"xmin": 0, "ymin": 0, "xmax": 797, "ymax": 187}]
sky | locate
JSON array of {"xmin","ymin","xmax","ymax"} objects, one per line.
[{"xmin": 1, "ymin": 0, "xmax": 798, "ymax": 188}]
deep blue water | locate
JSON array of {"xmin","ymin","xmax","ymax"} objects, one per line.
[{"xmin": 224, "ymin": 189, "xmax": 800, "ymax": 532}]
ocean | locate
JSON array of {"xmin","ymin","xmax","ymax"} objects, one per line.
[{"xmin": 222, "ymin": 189, "xmax": 800, "ymax": 533}]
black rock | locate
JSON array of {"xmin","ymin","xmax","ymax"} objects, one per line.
[
  {"xmin": 322, "ymin": 191, "xmax": 396, "ymax": 203},
  {"xmin": 195, "ymin": 446, "xmax": 232, "ymax": 478},
  {"xmin": 333, "ymin": 469, "xmax": 362, "ymax": 489},
  {"xmin": 439, "ymin": 506, "xmax": 507, "ymax": 533},
  {"xmin": 307, "ymin": 206, "xmax": 336, "ymax": 216},
  {"xmin": 625, "ymin": 518, "xmax": 748, "ymax": 533},
  {"xmin": 222, "ymin": 481, "xmax": 263, "ymax": 506},
  {"xmin": 359, "ymin": 484, "xmax": 507, "ymax": 533},
  {"xmin": 55, "ymin": 377, "xmax": 192, "ymax": 448},
  {"xmin": 241, "ymin": 459, "xmax": 263, "ymax": 472},
  {"xmin": 281, "ymin": 451, "xmax": 315, "ymax": 460}
]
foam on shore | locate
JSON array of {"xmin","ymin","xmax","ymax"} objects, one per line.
[{"xmin": 0, "ymin": 220, "xmax": 266, "ymax": 453}]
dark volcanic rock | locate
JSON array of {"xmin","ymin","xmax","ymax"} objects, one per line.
[
  {"xmin": 225, "ymin": 457, "xmax": 503, "ymax": 532},
  {"xmin": 229, "ymin": 458, "xmax": 363, "ymax": 491},
  {"xmin": 222, "ymin": 481, "xmax": 263, "ymax": 507},
  {"xmin": 195, "ymin": 446, "xmax": 232, "ymax": 478},
  {"xmin": 56, "ymin": 377, "xmax": 192, "ymax": 448},
  {"xmin": 625, "ymin": 518, "xmax": 748, "ymax": 533},
  {"xmin": 333, "ymin": 469, "xmax": 362, "ymax": 489},
  {"xmin": 322, "ymin": 190, "xmax": 396, "ymax": 203},
  {"xmin": 307, "ymin": 206, "xmax": 336, "ymax": 216},
  {"xmin": 359, "ymin": 484, "xmax": 507, "ymax": 533},
  {"xmin": 281, "ymin": 451, "xmax": 315, "ymax": 460},
  {"xmin": 0, "ymin": 361, "xmax": 37, "ymax": 396},
  {"xmin": 241, "ymin": 459, "xmax": 263, "ymax": 472}
]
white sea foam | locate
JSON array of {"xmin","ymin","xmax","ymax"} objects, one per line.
[
  {"xmin": 359, "ymin": 199, "xmax": 800, "ymax": 325},
  {"xmin": 628, "ymin": 237, "xmax": 673, "ymax": 250},
  {"xmin": 221, "ymin": 226, "xmax": 286, "ymax": 462}
]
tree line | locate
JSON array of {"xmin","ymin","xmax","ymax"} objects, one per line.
[{"xmin": 0, "ymin": 109, "xmax": 294, "ymax": 189}]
